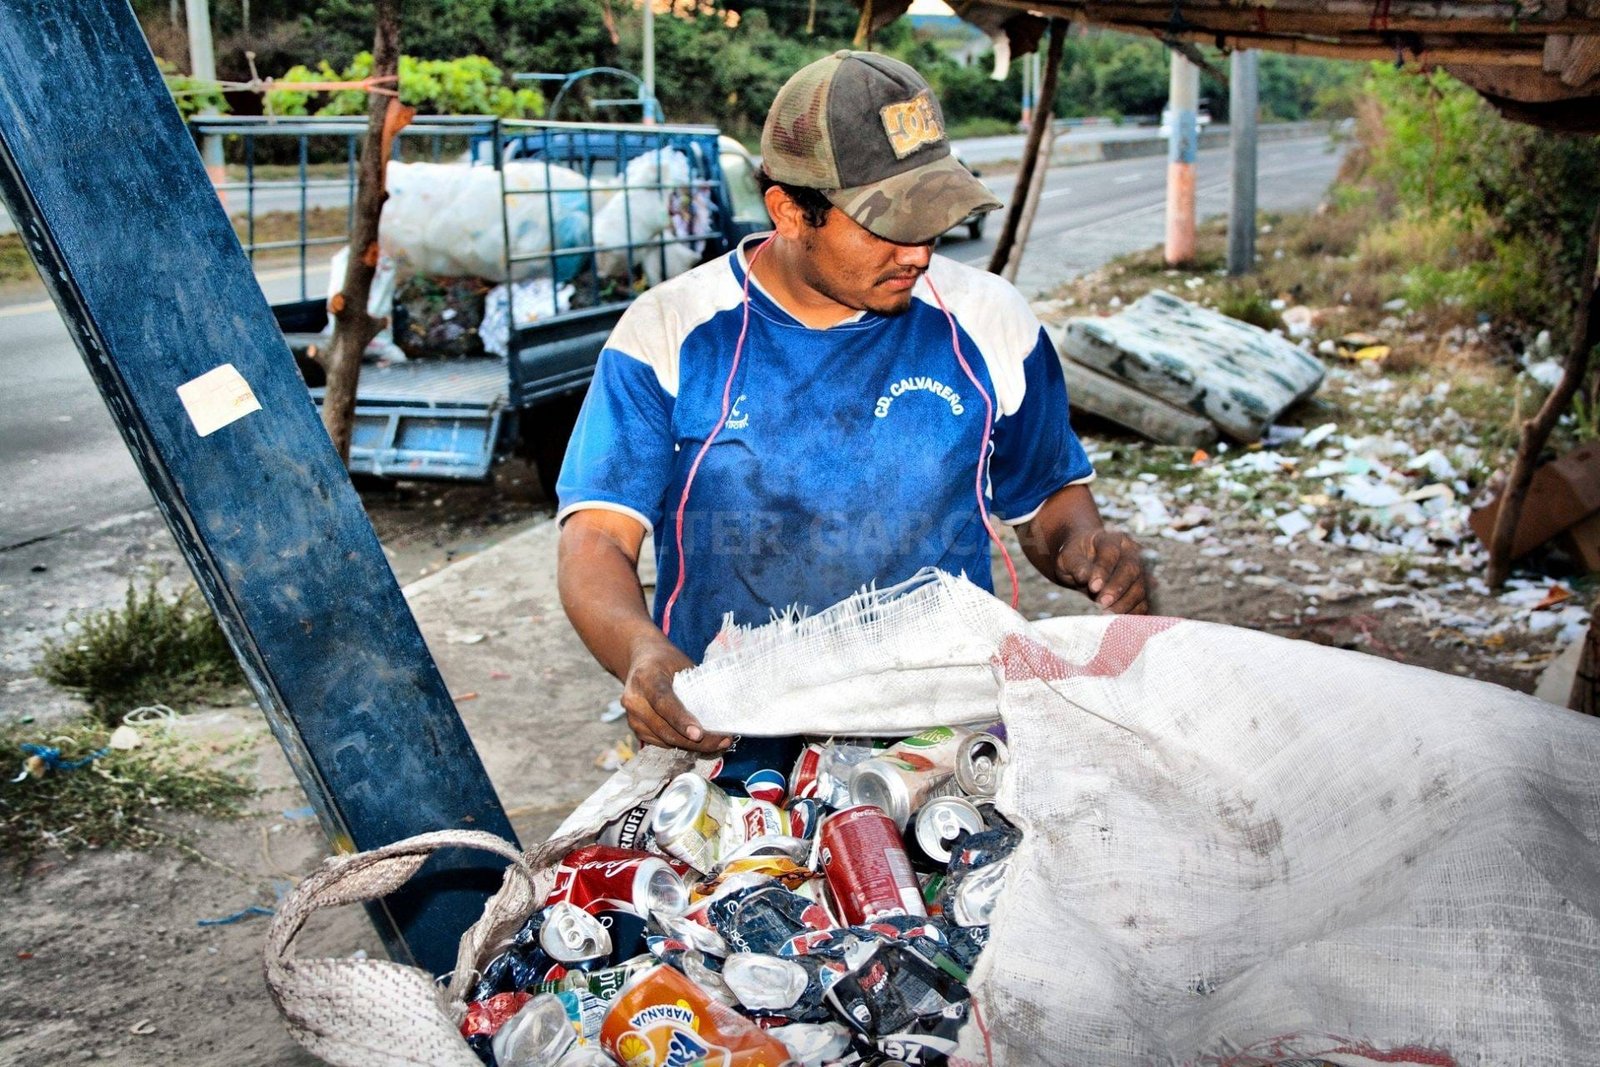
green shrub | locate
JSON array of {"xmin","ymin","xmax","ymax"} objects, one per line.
[
  {"xmin": 267, "ymin": 53, "xmax": 544, "ymax": 117},
  {"xmin": 38, "ymin": 577, "xmax": 246, "ymax": 726}
]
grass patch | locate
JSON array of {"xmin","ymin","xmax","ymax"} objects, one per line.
[
  {"xmin": 0, "ymin": 232, "xmax": 40, "ymax": 286},
  {"xmin": 948, "ymin": 117, "xmax": 1017, "ymax": 140},
  {"xmin": 38, "ymin": 577, "xmax": 247, "ymax": 727},
  {"xmin": 0, "ymin": 719, "xmax": 256, "ymax": 875}
]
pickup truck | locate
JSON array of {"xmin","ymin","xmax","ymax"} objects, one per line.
[{"xmin": 197, "ymin": 115, "xmax": 772, "ymax": 493}]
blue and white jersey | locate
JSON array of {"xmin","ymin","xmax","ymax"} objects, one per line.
[{"xmin": 556, "ymin": 235, "xmax": 1094, "ymax": 662}]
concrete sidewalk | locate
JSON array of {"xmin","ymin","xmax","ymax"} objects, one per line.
[{"xmin": 399, "ymin": 516, "xmax": 635, "ymax": 844}]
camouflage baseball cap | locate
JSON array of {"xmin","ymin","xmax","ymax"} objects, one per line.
[{"xmin": 761, "ymin": 51, "xmax": 1002, "ymax": 245}]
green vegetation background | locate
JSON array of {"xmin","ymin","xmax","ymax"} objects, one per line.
[{"xmin": 136, "ymin": 0, "xmax": 1356, "ymax": 139}]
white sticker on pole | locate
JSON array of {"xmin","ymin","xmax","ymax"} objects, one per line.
[{"xmin": 176, "ymin": 363, "xmax": 262, "ymax": 438}]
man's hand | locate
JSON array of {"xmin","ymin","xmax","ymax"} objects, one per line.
[
  {"xmin": 1016, "ymin": 484, "xmax": 1152, "ymax": 615},
  {"xmin": 622, "ymin": 641, "xmax": 733, "ymax": 754},
  {"xmin": 1053, "ymin": 526, "xmax": 1150, "ymax": 614},
  {"xmin": 559, "ymin": 509, "xmax": 733, "ymax": 755}
]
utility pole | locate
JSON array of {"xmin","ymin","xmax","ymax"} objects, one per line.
[
  {"xmin": 642, "ymin": 0, "xmax": 656, "ymax": 124},
  {"xmin": 1227, "ymin": 49, "xmax": 1259, "ymax": 275},
  {"xmin": 184, "ymin": 0, "xmax": 225, "ymax": 191},
  {"xmin": 1163, "ymin": 50, "xmax": 1200, "ymax": 265}
]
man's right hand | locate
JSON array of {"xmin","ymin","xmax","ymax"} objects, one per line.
[{"xmin": 622, "ymin": 641, "xmax": 733, "ymax": 754}]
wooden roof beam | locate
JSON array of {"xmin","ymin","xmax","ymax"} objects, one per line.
[
  {"xmin": 1089, "ymin": 17, "xmax": 1550, "ymax": 65},
  {"xmin": 1031, "ymin": 1, "xmax": 1600, "ymax": 38}
]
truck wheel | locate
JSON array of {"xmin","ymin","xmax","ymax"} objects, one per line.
[
  {"xmin": 968, "ymin": 215, "xmax": 986, "ymax": 242},
  {"xmin": 528, "ymin": 395, "xmax": 585, "ymax": 502}
]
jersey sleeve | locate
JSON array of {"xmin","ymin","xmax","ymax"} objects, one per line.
[
  {"xmin": 555, "ymin": 345, "xmax": 676, "ymax": 534},
  {"xmin": 986, "ymin": 327, "xmax": 1095, "ymax": 525}
]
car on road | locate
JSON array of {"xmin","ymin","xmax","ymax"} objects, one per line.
[{"xmin": 945, "ymin": 147, "xmax": 993, "ymax": 242}]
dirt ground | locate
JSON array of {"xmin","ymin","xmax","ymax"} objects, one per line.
[{"xmin": 0, "ymin": 377, "xmax": 1581, "ymax": 1065}]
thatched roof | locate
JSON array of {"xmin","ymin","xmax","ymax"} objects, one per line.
[{"xmin": 860, "ymin": 0, "xmax": 1600, "ymax": 131}]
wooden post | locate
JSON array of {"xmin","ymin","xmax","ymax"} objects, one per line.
[
  {"xmin": 1486, "ymin": 200, "xmax": 1600, "ymax": 587},
  {"xmin": 1164, "ymin": 50, "xmax": 1200, "ymax": 266},
  {"xmin": 989, "ymin": 19, "xmax": 1064, "ymax": 278},
  {"xmin": 321, "ymin": 0, "xmax": 410, "ymax": 462}
]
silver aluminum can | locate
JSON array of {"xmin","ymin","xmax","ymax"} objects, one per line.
[
  {"xmin": 538, "ymin": 901, "xmax": 613, "ymax": 962},
  {"xmin": 954, "ymin": 731, "xmax": 1009, "ymax": 797},
  {"xmin": 722, "ymin": 952, "xmax": 810, "ymax": 1011},
  {"xmin": 648, "ymin": 772, "xmax": 730, "ymax": 874},
  {"xmin": 849, "ymin": 757, "xmax": 962, "ymax": 829},
  {"xmin": 596, "ymin": 802, "xmax": 655, "ymax": 851},
  {"xmin": 952, "ymin": 857, "xmax": 1011, "ymax": 927},
  {"xmin": 914, "ymin": 796, "xmax": 986, "ymax": 867}
]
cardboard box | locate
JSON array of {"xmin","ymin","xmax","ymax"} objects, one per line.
[{"xmin": 1470, "ymin": 442, "xmax": 1600, "ymax": 559}]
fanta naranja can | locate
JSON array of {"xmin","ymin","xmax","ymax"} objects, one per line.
[{"xmin": 599, "ymin": 963, "xmax": 791, "ymax": 1066}]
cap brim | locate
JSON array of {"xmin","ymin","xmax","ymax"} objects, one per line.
[{"xmin": 825, "ymin": 153, "xmax": 1003, "ymax": 245}]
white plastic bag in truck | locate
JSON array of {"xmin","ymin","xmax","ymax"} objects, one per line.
[
  {"xmin": 591, "ymin": 148, "xmax": 708, "ymax": 287},
  {"xmin": 266, "ymin": 570, "xmax": 1600, "ymax": 1066},
  {"xmin": 380, "ymin": 159, "xmax": 592, "ymax": 283}
]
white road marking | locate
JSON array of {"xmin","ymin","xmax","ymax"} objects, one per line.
[{"xmin": 1112, "ymin": 173, "xmax": 1146, "ymax": 184}]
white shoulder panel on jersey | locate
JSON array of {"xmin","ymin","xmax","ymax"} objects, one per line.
[
  {"xmin": 915, "ymin": 255, "xmax": 1045, "ymax": 418},
  {"xmin": 602, "ymin": 250, "xmax": 747, "ymax": 397}
]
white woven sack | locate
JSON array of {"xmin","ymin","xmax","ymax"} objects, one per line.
[{"xmin": 268, "ymin": 570, "xmax": 1600, "ymax": 1066}]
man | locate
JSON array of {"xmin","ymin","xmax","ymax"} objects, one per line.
[{"xmin": 557, "ymin": 51, "xmax": 1148, "ymax": 760}]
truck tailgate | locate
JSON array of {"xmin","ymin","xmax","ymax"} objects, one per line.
[{"xmin": 311, "ymin": 358, "xmax": 508, "ymax": 481}]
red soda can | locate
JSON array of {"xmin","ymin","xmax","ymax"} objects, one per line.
[
  {"xmin": 817, "ymin": 805, "xmax": 927, "ymax": 925},
  {"xmin": 790, "ymin": 743, "xmax": 826, "ymax": 800},
  {"xmin": 548, "ymin": 844, "xmax": 688, "ymax": 921}
]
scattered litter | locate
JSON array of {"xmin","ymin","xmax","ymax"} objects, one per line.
[
  {"xmin": 196, "ymin": 904, "xmax": 274, "ymax": 927},
  {"xmin": 454, "ymin": 691, "xmax": 479, "ymax": 703},
  {"xmin": 282, "ymin": 805, "xmax": 317, "ymax": 821},
  {"xmin": 1191, "ymin": 449, "xmax": 1210, "ymax": 465},
  {"xmin": 16, "ymin": 951, "xmax": 33, "ymax": 961},
  {"xmin": 600, "ymin": 699, "xmax": 628, "ymax": 724},
  {"xmin": 1523, "ymin": 359, "xmax": 1563, "ymax": 389},
  {"xmin": 108, "ymin": 725, "xmax": 142, "ymax": 751},
  {"xmin": 594, "ymin": 738, "xmax": 634, "ymax": 771},
  {"xmin": 446, "ymin": 630, "xmax": 487, "ymax": 645},
  {"xmin": 129, "ymin": 1020, "xmax": 157, "ymax": 1036},
  {"xmin": 1280, "ymin": 305, "xmax": 1315, "ymax": 338},
  {"xmin": 11, "ymin": 742, "xmax": 109, "ymax": 782},
  {"xmin": 1275, "ymin": 512, "xmax": 1314, "ymax": 538},
  {"xmin": 1344, "ymin": 344, "xmax": 1391, "ymax": 363},
  {"xmin": 1299, "ymin": 422, "xmax": 1338, "ymax": 450},
  {"xmin": 489, "ymin": 669, "xmax": 512, "ymax": 681}
]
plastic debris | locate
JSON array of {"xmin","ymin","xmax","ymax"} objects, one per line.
[{"xmin": 197, "ymin": 905, "xmax": 274, "ymax": 927}]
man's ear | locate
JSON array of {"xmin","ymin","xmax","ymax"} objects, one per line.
[{"xmin": 764, "ymin": 184, "xmax": 805, "ymax": 240}]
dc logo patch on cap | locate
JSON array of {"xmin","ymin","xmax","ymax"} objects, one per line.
[{"xmin": 880, "ymin": 90, "xmax": 943, "ymax": 159}]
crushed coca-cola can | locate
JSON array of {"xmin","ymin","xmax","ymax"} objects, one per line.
[{"xmin": 549, "ymin": 844, "xmax": 689, "ymax": 921}]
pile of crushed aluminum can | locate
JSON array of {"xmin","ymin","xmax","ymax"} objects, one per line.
[{"xmin": 461, "ymin": 725, "xmax": 1015, "ymax": 1066}]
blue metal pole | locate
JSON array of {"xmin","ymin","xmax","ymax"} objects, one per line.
[{"xmin": 0, "ymin": 0, "xmax": 518, "ymax": 976}]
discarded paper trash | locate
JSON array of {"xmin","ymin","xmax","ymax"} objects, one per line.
[{"xmin": 1468, "ymin": 442, "xmax": 1600, "ymax": 561}]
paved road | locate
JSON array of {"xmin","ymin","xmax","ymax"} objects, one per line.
[{"xmin": 0, "ymin": 132, "xmax": 1344, "ymax": 551}]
